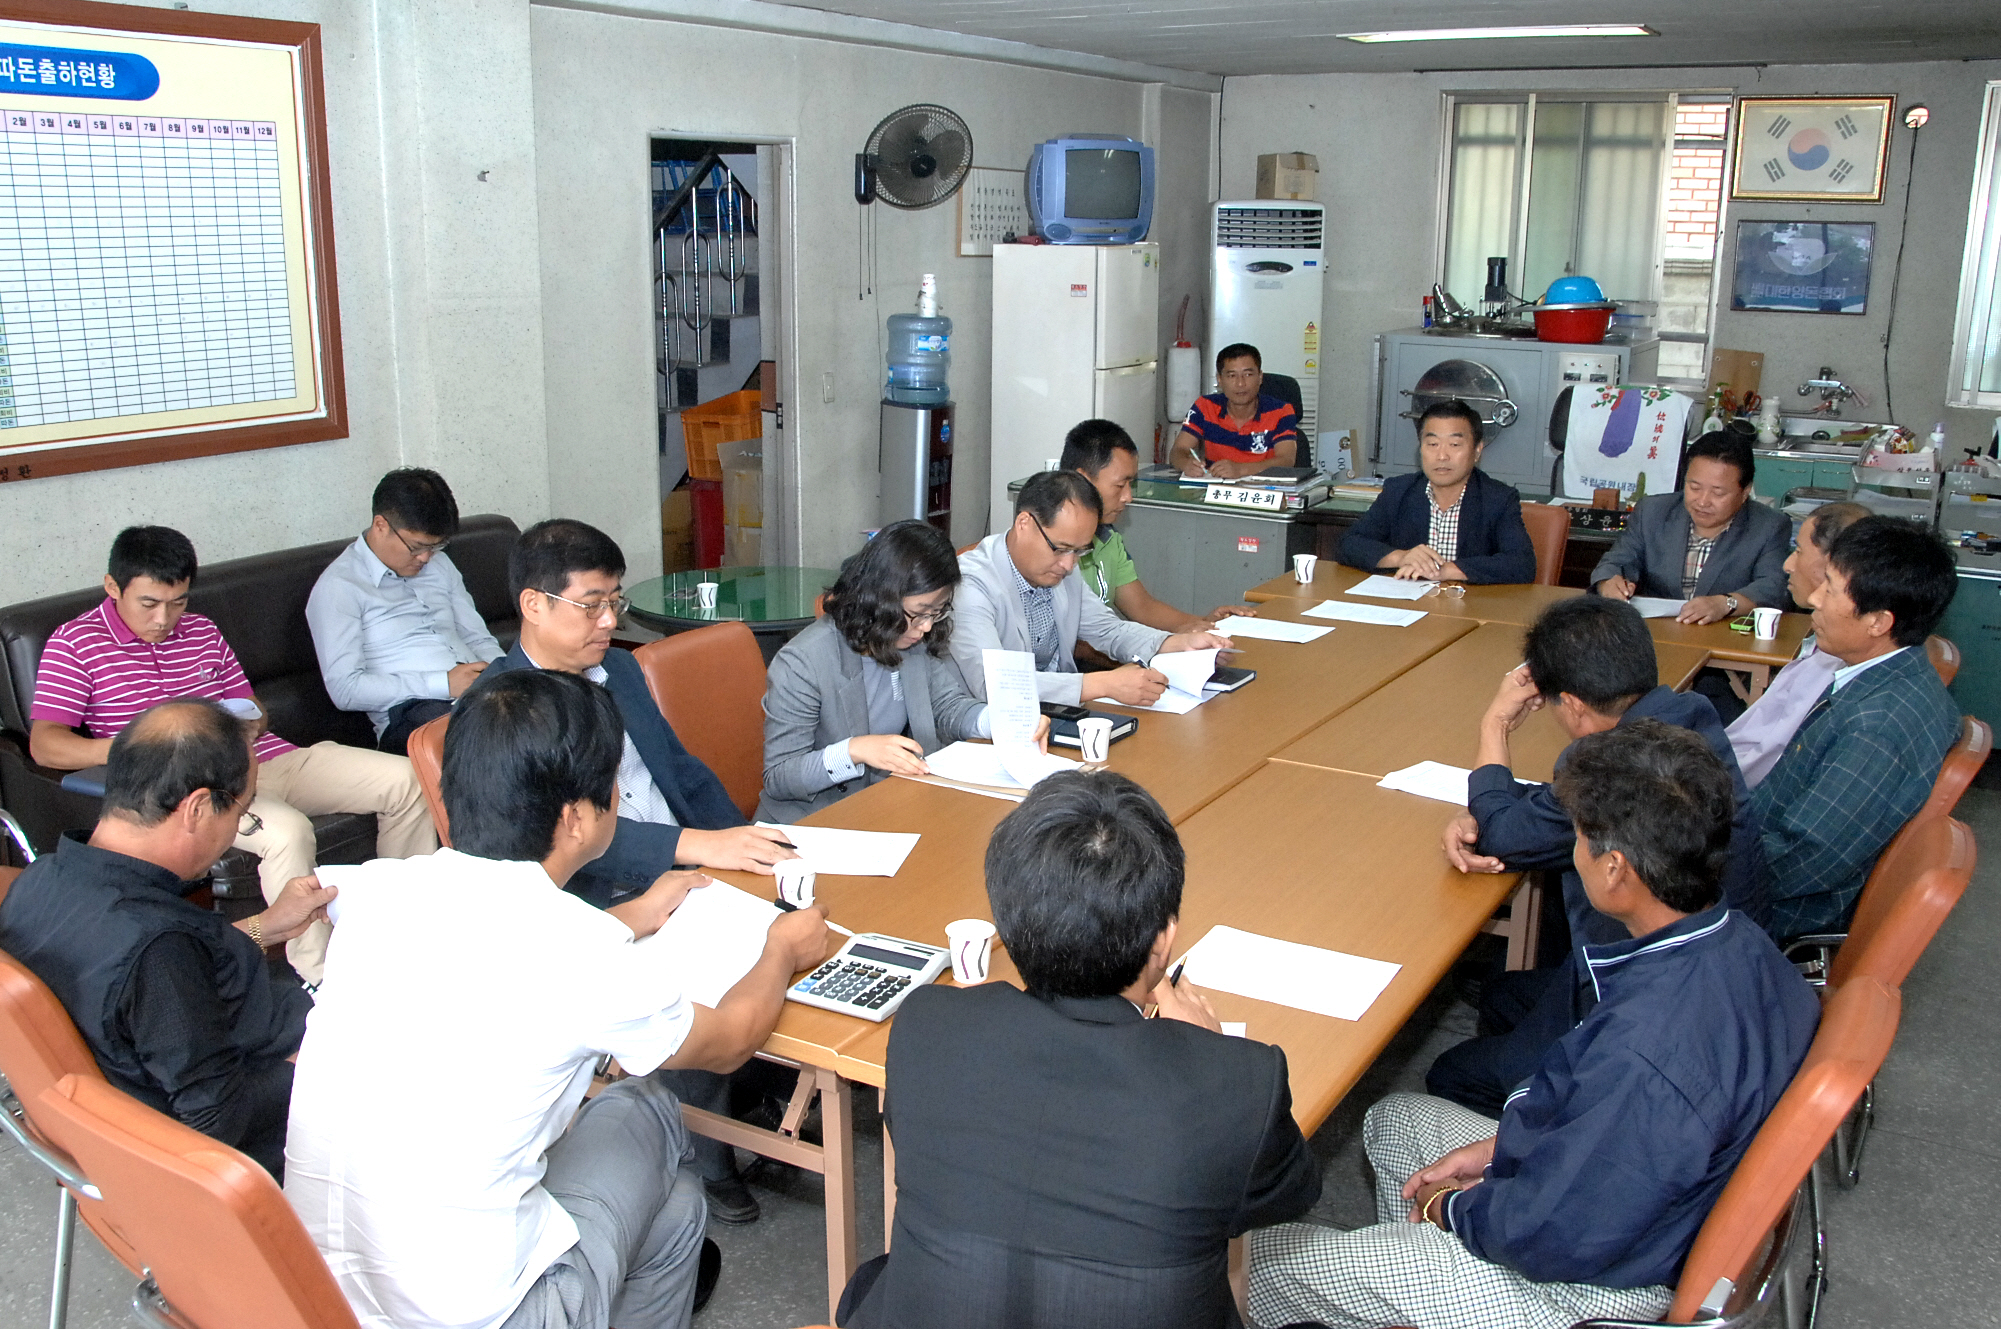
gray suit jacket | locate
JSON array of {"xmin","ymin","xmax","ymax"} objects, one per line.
[
  {"xmin": 951, "ymin": 533, "xmax": 1170, "ymax": 705},
  {"xmin": 759, "ymin": 615, "xmax": 988, "ymax": 824},
  {"xmin": 1588, "ymin": 492, "xmax": 1792, "ymax": 606}
]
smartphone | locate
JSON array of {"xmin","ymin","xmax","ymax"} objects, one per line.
[{"xmin": 1039, "ymin": 702, "xmax": 1090, "ymax": 722}]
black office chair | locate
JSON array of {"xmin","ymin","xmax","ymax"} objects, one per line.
[{"xmin": 1261, "ymin": 372, "xmax": 1310, "ymax": 471}]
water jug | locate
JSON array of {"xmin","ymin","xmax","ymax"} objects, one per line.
[{"xmin": 885, "ymin": 273, "xmax": 951, "ymax": 405}]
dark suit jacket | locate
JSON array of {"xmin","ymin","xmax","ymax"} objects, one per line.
[
  {"xmin": 1588, "ymin": 491, "xmax": 1792, "ymax": 606},
  {"xmin": 1338, "ymin": 469, "xmax": 1537, "ymax": 584},
  {"xmin": 477, "ymin": 643, "xmax": 743, "ymax": 906},
  {"xmin": 849, "ymin": 983, "xmax": 1320, "ymax": 1329}
]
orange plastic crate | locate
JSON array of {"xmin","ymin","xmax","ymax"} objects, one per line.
[{"xmin": 680, "ymin": 390, "xmax": 763, "ymax": 481}]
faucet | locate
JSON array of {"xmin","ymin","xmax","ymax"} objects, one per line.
[{"xmin": 1798, "ymin": 366, "xmax": 1866, "ymax": 416}]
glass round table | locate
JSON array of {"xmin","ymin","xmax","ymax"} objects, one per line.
[{"xmin": 625, "ymin": 567, "xmax": 838, "ymax": 656}]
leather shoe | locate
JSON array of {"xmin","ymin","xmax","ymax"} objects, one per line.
[
  {"xmin": 702, "ymin": 1175, "xmax": 760, "ymax": 1225},
  {"xmin": 694, "ymin": 1237, "xmax": 722, "ymax": 1312}
]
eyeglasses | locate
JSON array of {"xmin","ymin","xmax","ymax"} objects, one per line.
[
  {"xmin": 904, "ymin": 604, "xmax": 952, "ymax": 632},
  {"xmin": 1030, "ymin": 516, "xmax": 1093, "ymax": 559},
  {"xmin": 1421, "ymin": 583, "xmax": 1467, "ymax": 600},
  {"xmin": 237, "ymin": 810, "xmax": 264, "ymax": 838},
  {"xmin": 543, "ymin": 590, "xmax": 630, "ymax": 620},
  {"xmin": 392, "ymin": 528, "xmax": 451, "ymax": 558}
]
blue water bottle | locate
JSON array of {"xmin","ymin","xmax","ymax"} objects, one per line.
[{"xmin": 885, "ymin": 274, "xmax": 951, "ymax": 405}]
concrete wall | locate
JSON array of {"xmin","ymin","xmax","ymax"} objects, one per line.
[{"xmin": 1221, "ymin": 60, "xmax": 2001, "ymax": 465}]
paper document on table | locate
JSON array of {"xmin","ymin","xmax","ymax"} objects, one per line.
[
  {"xmin": 1377, "ymin": 761, "xmax": 1542, "ymax": 807},
  {"xmin": 1346, "ymin": 575, "xmax": 1436, "ymax": 601},
  {"xmin": 636, "ymin": 882, "xmax": 780, "ymax": 1009},
  {"xmin": 1113, "ymin": 647, "xmax": 1222, "ymax": 714},
  {"xmin": 753, "ymin": 823, "xmax": 919, "ymax": 877},
  {"xmin": 1212, "ymin": 615, "xmax": 1334, "ymax": 643},
  {"xmin": 1179, "ymin": 925, "xmax": 1401, "ymax": 1023},
  {"xmin": 917, "ymin": 741, "xmax": 1077, "ymax": 792},
  {"xmin": 1302, "ymin": 600, "xmax": 1427, "ymax": 627},
  {"xmin": 981, "ymin": 648, "xmax": 1042, "ymax": 745},
  {"xmin": 1628, "ymin": 597, "xmax": 1686, "ymax": 619}
]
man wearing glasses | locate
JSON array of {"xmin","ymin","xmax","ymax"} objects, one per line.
[
  {"xmin": 951, "ymin": 471, "xmax": 1228, "ymax": 708},
  {"xmin": 308, "ymin": 468, "xmax": 504, "ymax": 757}
]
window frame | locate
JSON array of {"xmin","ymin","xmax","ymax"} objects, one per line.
[{"xmin": 1947, "ymin": 79, "xmax": 2001, "ymax": 410}]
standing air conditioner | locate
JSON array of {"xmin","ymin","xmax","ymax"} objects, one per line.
[{"xmin": 1208, "ymin": 202, "xmax": 1325, "ymax": 436}]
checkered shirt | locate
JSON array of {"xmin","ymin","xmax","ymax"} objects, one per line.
[
  {"xmin": 1008, "ymin": 557, "xmax": 1061, "ymax": 670},
  {"xmin": 1426, "ymin": 487, "xmax": 1464, "ymax": 563},
  {"xmin": 1680, "ymin": 534, "xmax": 1717, "ymax": 597}
]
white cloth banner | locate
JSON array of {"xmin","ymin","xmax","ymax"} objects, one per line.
[{"xmin": 1562, "ymin": 385, "xmax": 1694, "ymax": 499}]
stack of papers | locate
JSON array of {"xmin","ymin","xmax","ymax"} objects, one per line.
[
  {"xmin": 913, "ymin": 741, "xmax": 1079, "ymax": 799},
  {"xmin": 753, "ymin": 824, "xmax": 919, "ymax": 877},
  {"xmin": 1346, "ymin": 574, "xmax": 1436, "ymax": 601},
  {"xmin": 1377, "ymin": 761, "xmax": 1543, "ymax": 807},
  {"xmin": 637, "ymin": 882, "xmax": 780, "ymax": 1008},
  {"xmin": 1178, "ymin": 925, "xmax": 1401, "ymax": 1022},
  {"xmin": 1212, "ymin": 615, "xmax": 1334, "ymax": 643},
  {"xmin": 1628, "ymin": 597, "xmax": 1686, "ymax": 619},
  {"xmin": 1302, "ymin": 600, "xmax": 1427, "ymax": 627}
]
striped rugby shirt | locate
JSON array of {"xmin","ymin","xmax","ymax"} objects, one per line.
[
  {"xmin": 30, "ymin": 598, "xmax": 294, "ymax": 762},
  {"xmin": 1181, "ymin": 392, "xmax": 1299, "ymax": 465}
]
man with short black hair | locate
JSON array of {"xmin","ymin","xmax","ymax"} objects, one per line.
[
  {"xmin": 1753, "ymin": 516, "xmax": 1961, "ymax": 938},
  {"xmin": 308, "ymin": 468, "xmax": 504, "ymax": 755},
  {"xmin": 0, "ymin": 699, "xmax": 334, "ymax": 1177},
  {"xmin": 1340, "ymin": 401, "xmax": 1537, "ymax": 584},
  {"xmin": 1063, "ymin": 418, "xmax": 1256, "ymax": 629},
  {"xmin": 842, "ymin": 771, "xmax": 1320, "ymax": 1329},
  {"xmin": 287, "ymin": 669, "xmax": 833, "ymax": 1329},
  {"xmin": 1170, "ymin": 343, "xmax": 1299, "ymax": 479},
  {"xmin": 952, "ymin": 472, "xmax": 1226, "ymax": 708},
  {"xmin": 1252, "ymin": 722, "xmax": 1818, "ymax": 1329},
  {"xmin": 30, "ymin": 526, "xmax": 436, "ymax": 986}
]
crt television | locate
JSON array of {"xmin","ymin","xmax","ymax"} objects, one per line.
[{"xmin": 1025, "ymin": 135, "xmax": 1156, "ymax": 244}]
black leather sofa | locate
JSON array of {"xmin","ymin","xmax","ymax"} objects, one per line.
[{"xmin": 0, "ymin": 514, "xmax": 522, "ymax": 896}]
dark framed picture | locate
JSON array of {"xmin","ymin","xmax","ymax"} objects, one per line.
[{"xmin": 1730, "ymin": 221, "xmax": 1875, "ymax": 315}]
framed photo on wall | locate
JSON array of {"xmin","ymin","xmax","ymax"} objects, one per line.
[
  {"xmin": 1731, "ymin": 96, "xmax": 1894, "ymax": 202},
  {"xmin": 1730, "ymin": 221, "xmax": 1875, "ymax": 314}
]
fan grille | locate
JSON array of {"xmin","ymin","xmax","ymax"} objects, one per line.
[{"xmin": 865, "ymin": 104, "xmax": 973, "ymax": 210}]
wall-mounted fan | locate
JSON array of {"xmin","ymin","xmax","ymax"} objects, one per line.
[{"xmin": 855, "ymin": 104, "xmax": 973, "ymax": 209}]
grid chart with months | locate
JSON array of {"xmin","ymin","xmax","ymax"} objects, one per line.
[{"xmin": 0, "ymin": 107, "xmax": 298, "ymax": 433}]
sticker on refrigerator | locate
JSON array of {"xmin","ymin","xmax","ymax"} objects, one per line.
[
  {"xmin": 1304, "ymin": 322, "xmax": 1320, "ymax": 353},
  {"xmin": 1069, "ymin": 283, "xmax": 1090, "ymax": 297},
  {"xmin": 1238, "ymin": 536, "xmax": 1261, "ymax": 553}
]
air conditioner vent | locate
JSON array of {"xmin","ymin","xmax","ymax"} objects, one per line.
[{"xmin": 1215, "ymin": 206, "xmax": 1323, "ymax": 250}]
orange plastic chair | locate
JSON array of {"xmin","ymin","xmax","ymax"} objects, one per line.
[
  {"xmin": 1925, "ymin": 634, "xmax": 1960, "ymax": 686},
  {"xmin": 1518, "ymin": 502, "xmax": 1570, "ymax": 587},
  {"xmin": 405, "ymin": 714, "xmax": 451, "ymax": 848},
  {"xmin": 0, "ymin": 864, "xmax": 17, "ymax": 905},
  {"xmin": 633, "ymin": 622, "xmax": 768, "ymax": 820},
  {"xmin": 1915, "ymin": 716, "xmax": 1989, "ymax": 824},
  {"xmin": 1828, "ymin": 817, "xmax": 1975, "ymax": 994},
  {"xmin": 33, "ymin": 1072, "xmax": 361, "ymax": 1329}
]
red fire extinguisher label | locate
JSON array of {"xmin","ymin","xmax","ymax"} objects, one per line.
[{"xmin": 1237, "ymin": 536, "xmax": 1260, "ymax": 553}]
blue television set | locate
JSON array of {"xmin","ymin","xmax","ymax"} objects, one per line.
[{"xmin": 1025, "ymin": 135, "xmax": 1155, "ymax": 244}]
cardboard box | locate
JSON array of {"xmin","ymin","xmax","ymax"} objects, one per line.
[
  {"xmin": 661, "ymin": 489, "xmax": 694, "ymax": 574},
  {"xmin": 1256, "ymin": 152, "xmax": 1318, "ymax": 201}
]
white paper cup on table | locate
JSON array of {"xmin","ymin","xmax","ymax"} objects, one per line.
[
  {"xmin": 1043, "ymin": 457, "xmax": 1062, "ymax": 473},
  {"xmin": 1293, "ymin": 553, "xmax": 1318, "ymax": 584},
  {"xmin": 696, "ymin": 581, "xmax": 719, "ymax": 609},
  {"xmin": 1076, "ymin": 716, "xmax": 1114, "ymax": 764},
  {"xmin": 775, "ymin": 860, "xmax": 816, "ymax": 909},
  {"xmin": 945, "ymin": 918, "xmax": 997, "ymax": 984},
  {"xmin": 1752, "ymin": 607, "xmax": 1781, "ymax": 640}
]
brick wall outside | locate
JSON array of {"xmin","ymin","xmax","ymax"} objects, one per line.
[{"xmin": 1664, "ymin": 103, "xmax": 1729, "ymax": 262}]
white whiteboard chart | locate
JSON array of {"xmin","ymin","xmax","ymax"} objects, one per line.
[{"xmin": 0, "ymin": 5, "xmax": 341, "ymax": 483}]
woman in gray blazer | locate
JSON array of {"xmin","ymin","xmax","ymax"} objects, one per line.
[{"xmin": 760, "ymin": 521, "xmax": 1033, "ymax": 823}]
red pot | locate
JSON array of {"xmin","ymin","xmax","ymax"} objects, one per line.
[{"xmin": 1533, "ymin": 303, "xmax": 1615, "ymax": 343}]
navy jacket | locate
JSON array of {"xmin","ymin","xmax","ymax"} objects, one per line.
[
  {"xmin": 477, "ymin": 643, "xmax": 743, "ymax": 907},
  {"xmin": 1468, "ymin": 686, "xmax": 1768, "ymax": 945},
  {"xmin": 1339, "ymin": 469, "xmax": 1537, "ymax": 585},
  {"xmin": 1441, "ymin": 907, "xmax": 1819, "ymax": 1288}
]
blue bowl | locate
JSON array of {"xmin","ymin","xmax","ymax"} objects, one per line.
[{"xmin": 1543, "ymin": 275, "xmax": 1606, "ymax": 305}]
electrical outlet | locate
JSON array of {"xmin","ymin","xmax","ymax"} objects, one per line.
[{"xmin": 821, "ymin": 372, "xmax": 836, "ymax": 403}]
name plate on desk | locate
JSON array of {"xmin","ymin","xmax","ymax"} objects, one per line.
[{"xmin": 1203, "ymin": 484, "xmax": 1286, "ymax": 511}]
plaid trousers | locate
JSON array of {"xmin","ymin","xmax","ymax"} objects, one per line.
[{"xmin": 1247, "ymin": 1093, "xmax": 1672, "ymax": 1329}]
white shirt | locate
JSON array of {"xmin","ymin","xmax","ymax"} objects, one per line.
[
  {"xmin": 286, "ymin": 850, "xmax": 693, "ymax": 1329},
  {"xmin": 306, "ymin": 537, "xmax": 504, "ymax": 735},
  {"xmin": 1830, "ymin": 644, "xmax": 1907, "ymax": 693},
  {"xmin": 584, "ymin": 661, "xmax": 681, "ymax": 828}
]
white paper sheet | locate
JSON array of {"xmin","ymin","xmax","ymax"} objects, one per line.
[
  {"xmin": 920, "ymin": 741, "xmax": 1077, "ymax": 791},
  {"xmin": 1212, "ymin": 615, "xmax": 1335, "ymax": 643},
  {"xmin": 1302, "ymin": 600, "xmax": 1427, "ymax": 627},
  {"xmin": 1179, "ymin": 925, "xmax": 1401, "ymax": 1023},
  {"xmin": 981, "ymin": 648, "xmax": 1043, "ymax": 745},
  {"xmin": 636, "ymin": 882, "xmax": 780, "ymax": 1008},
  {"xmin": 1346, "ymin": 574, "xmax": 1436, "ymax": 601},
  {"xmin": 1377, "ymin": 761, "xmax": 1542, "ymax": 807},
  {"xmin": 753, "ymin": 823, "xmax": 919, "ymax": 877},
  {"xmin": 1628, "ymin": 597, "xmax": 1687, "ymax": 619},
  {"xmin": 1221, "ymin": 1021, "xmax": 1248, "ymax": 1038},
  {"xmin": 1113, "ymin": 647, "xmax": 1222, "ymax": 714}
]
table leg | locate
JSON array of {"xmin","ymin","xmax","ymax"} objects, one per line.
[
  {"xmin": 881, "ymin": 1099, "xmax": 897, "ymax": 1247},
  {"xmin": 1721, "ymin": 660, "xmax": 1772, "ymax": 705},
  {"xmin": 1229, "ymin": 1234, "xmax": 1249, "ymax": 1325},
  {"xmin": 820, "ymin": 1067, "xmax": 858, "ymax": 1322}
]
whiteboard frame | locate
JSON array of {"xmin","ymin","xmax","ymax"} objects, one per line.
[{"xmin": 0, "ymin": 0, "xmax": 344, "ymax": 483}]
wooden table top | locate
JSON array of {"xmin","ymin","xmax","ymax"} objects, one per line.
[{"xmin": 1271, "ymin": 621, "xmax": 1711, "ymax": 783}]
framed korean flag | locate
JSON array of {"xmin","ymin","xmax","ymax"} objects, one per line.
[{"xmin": 1731, "ymin": 97, "xmax": 1894, "ymax": 203}]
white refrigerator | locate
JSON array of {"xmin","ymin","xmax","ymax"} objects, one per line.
[{"xmin": 989, "ymin": 242, "xmax": 1160, "ymax": 531}]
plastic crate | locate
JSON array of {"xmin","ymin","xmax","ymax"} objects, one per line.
[{"xmin": 680, "ymin": 390, "xmax": 763, "ymax": 481}]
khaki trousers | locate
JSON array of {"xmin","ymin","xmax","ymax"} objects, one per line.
[{"xmin": 237, "ymin": 741, "xmax": 438, "ymax": 983}]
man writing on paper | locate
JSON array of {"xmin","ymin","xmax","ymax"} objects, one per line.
[
  {"xmin": 1251, "ymin": 722, "xmax": 1818, "ymax": 1329},
  {"xmin": 287, "ymin": 670, "xmax": 834, "ymax": 1329},
  {"xmin": 952, "ymin": 472, "xmax": 1228, "ymax": 709},
  {"xmin": 1427, "ymin": 597, "xmax": 1764, "ymax": 1117},
  {"xmin": 1169, "ymin": 343, "xmax": 1300, "ymax": 480},
  {"xmin": 1338, "ymin": 401, "xmax": 1536, "ymax": 584},
  {"xmin": 840, "ymin": 770, "xmax": 1320, "ymax": 1329}
]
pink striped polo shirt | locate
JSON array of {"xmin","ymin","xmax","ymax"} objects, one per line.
[{"xmin": 30, "ymin": 598, "xmax": 295, "ymax": 763}]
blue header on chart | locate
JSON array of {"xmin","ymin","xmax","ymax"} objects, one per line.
[{"xmin": 0, "ymin": 45, "xmax": 160, "ymax": 101}]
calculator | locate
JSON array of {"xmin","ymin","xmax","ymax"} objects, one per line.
[{"xmin": 786, "ymin": 933, "xmax": 950, "ymax": 1022}]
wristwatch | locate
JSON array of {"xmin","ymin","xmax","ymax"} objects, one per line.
[{"xmin": 1723, "ymin": 594, "xmax": 1741, "ymax": 615}]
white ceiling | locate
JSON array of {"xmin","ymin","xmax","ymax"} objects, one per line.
[{"xmin": 762, "ymin": 0, "xmax": 2001, "ymax": 77}]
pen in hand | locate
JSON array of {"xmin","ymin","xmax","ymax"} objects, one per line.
[{"xmin": 773, "ymin": 897, "xmax": 854, "ymax": 936}]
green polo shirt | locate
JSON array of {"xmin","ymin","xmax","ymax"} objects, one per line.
[{"xmin": 1077, "ymin": 527, "xmax": 1139, "ymax": 606}]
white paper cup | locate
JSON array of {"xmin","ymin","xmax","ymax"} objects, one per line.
[
  {"xmin": 1293, "ymin": 553, "xmax": 1318, "ymax": 583},
  {"xmin": 775, "ymin": 860, "xmax": 816, "ymax": 909},
  {"xmin": 945, "ymin": 918, "xmax": 997, "ymax": 984},
  {"xmin": 1076, "ymin": 716, "xmax": 1114, "ymax": 763},
  {"xmin": 1043, "ymin": 457, "xmax": 1062, "ymax": 473},
  {"xmin": 1752, "ymin": 607, "xmax": 1781, "ymax": 640},
  {"xmin": 696, "ymin": 581, "xmax": 719, "ymax": 609}
]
